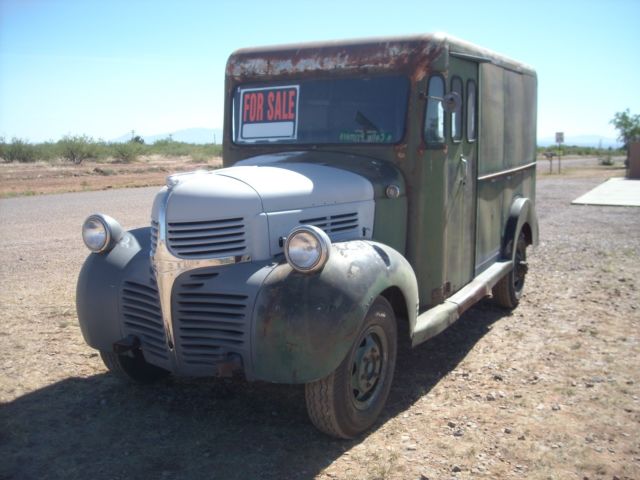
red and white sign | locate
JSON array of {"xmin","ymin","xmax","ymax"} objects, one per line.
[{"xmin": 238, "ymin": 85, "xmax": 299, "ymax": 142}]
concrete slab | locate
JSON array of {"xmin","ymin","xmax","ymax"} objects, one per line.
[{"xmin": 572, "ymin": 177, "xmax": 640, "ymax": 207}]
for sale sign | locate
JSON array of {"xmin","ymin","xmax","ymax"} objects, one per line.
[{"xmin": 238, "ymin": 85, "xmax": 299, "ymax": 142}]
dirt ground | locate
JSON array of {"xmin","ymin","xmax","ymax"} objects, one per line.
[
  {"xmin": 0, "ymin": 155, "xmax": 222, "ymax": 198},
  {"xmin": 0, "ymin": 158, "xmax": 638, "ymax": 480}
]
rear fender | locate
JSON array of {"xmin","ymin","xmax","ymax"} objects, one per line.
[{"xmin": 502, "ymin": 197, "xmax": 538, "ymax": 260}]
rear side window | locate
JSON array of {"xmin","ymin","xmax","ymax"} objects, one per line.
[
  {"xmin": 451, "ymin": 76, "xmax": 463, "ymax": 141},
  {"xmin": 424, "ymin": 75, "xmax": 445, "ymax": 146},
  {"xmin": 467, "ymin": 80, "xmax": 477, "ymax": 142}
]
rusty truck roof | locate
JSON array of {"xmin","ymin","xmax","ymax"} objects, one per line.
[{"xmin": 226, "ymin": 33, "xmax": 536, "ymax": 81}]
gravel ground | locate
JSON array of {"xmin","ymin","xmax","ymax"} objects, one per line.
[{"xmin": 0, "ymin": 169, "xmax": 638, "ymax": 480}]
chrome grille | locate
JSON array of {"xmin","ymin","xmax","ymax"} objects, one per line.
[
  {"xmin": 150, "ymin": 219, "xmax": 159, "ymax": 256},
  {"xmin": 300, "ymin": 212, "xmax": 359, "ymax": 233},
  {"xmin": 175, "ymin": 272, "xmax": 248, "ymax": 367},
  {"xmin": 167, "ymin": 218, "xmax": 246, "ymax": 258},
  {"xmin": 121, "ymin": 280, "xmax": 168, "ymax": 361}
]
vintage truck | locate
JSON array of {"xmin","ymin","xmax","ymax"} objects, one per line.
[{"xmin": 77, "ymin": 33, "xmax": 538, "ymax": 438}]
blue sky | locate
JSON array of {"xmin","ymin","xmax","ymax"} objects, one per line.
[{"xmin": 1, "ymin": 0, "xmax": 639, "ymax": 143}]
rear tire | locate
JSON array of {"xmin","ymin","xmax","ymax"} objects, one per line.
[
  {"xmin": 492, "ymin": 231, "xmax": 528, "ymax": 309},
  {"xmin": 305, "ymin": 296, "xmax": 397, "ymax": 439},
  {"xmin": 100, "ymin": 350, "xmax": 170, "ymax": 384}
]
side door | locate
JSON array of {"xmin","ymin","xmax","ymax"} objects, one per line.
[{"xmin": 443, "ymin": 56, "xmax": 478, "ymax": 294}]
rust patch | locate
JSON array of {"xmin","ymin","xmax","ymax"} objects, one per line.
[
  {"xmin": 431, "ymin": 286, "xmax": 444, "ymax": 305},
  {"xmin": 227, "ymin": 37, "xmax": 445, "ymax": 82},
  {"xmin": 394, "ymin": 143, "xmax": 408, "ymax": 161}
]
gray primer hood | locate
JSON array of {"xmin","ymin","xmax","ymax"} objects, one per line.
[
  {"xmin": 159, "ymin": 161, "xmax": 374, "ymax": 217},
  {"xmin": 217, "ymin": 161, "xmax": 374, "ymax": 212},
  {"xmin": 152, "ymin": 158, "xmax": 376, "ymax": 262}
]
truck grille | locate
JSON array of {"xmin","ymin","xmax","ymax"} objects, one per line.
[
  {"xmin": 150, "ymin": 219, "xmax": 159, "ymax": 256},
  {"xmin": 174, "ymin": 270, "xmax": 248, "ymax": 367},
  {"xmin": 300, "ymin": 212, "xmax": 359, "ymax": 233},
  {"xmin": 167, "ymin": 218, "xmax": 246, "ymax": 258},
  {"xmin": 121, "ymin": 280, "xmax": 168, "ymax": 361}
]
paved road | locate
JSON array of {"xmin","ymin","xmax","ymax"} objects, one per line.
[{"xmin": 0, "ymin": 186, "xmax": 159, "ymax": 250}]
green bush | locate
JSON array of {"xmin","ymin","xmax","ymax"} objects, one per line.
[
  {"xmin": 537, "ymin": 145, "xmax": 624, "ymax": 157},
  {"xmin": 149, "ymin": 139, "xmax": 193, "ymax": 156},
  {"xmin": 0, "ymin": 135, "xmax": 223, "ymax": 164},
  {"xmin": 57, "ymin": 135, "xmax": 98, "ymax": 164},
  {"xmin": 148, "ymin": 139, "xmax": 223, "ymax": 159},
  {"xmin": 33, "ymin": 142, "xmax": 58, "ymax": 162},
  {"xmin": 111, "ymin": 141, "xmax": 142, "ymax": 163},
  {"xmin": 5, "ymin": 138, "xmax": 37, "ymax": 163}
]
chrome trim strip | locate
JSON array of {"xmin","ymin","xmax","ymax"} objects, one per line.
[
  {"xmin": 477, "ymin": 161, "xmax": 537, "ymax": 182},
  {"xmin": 150, "ymin": 189, "xmax": 251, "ymax": 368}
]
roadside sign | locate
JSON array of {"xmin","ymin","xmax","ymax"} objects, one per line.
[{"xmin": 555, "ymin": 132, "xmax": 564, "ymax": 144}]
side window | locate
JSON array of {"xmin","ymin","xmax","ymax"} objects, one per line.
[
  {"xmin": 466, "ymin": 80, "xmax": 477, "ymax": 142},
  {"xmin": 450, "ymin": 76, "xmax": 463, "ymax": 141},
  {"xmin": 424, "ymin": 75, "xmax": 445, "ymax": 146}
]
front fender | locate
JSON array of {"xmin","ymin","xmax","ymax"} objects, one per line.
[
  {"xmin": 251, "ymin": 240, "xmax": 418, "ymax": 383},
  {"xmin": 76, "ymin": 227, "xmax": 150, "ymax": 351}
]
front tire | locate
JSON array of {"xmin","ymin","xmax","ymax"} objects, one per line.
[
  {"xmin": 100, "ymin": 350, "xmax": 170, "ymax": 384},
  {"xmin": 492, "ymin": 231, "xmax": 528, "ymax": 309},
  {"xmin": 305, "ymin": 296, "xmax": 397, "ymax": 439}
]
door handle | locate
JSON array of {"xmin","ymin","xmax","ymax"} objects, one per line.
[{"xmin": 460, "ymin": 155, "xmax": 468, "ymax": 185}]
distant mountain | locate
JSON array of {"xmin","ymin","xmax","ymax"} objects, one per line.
[
  {"xmin": 537, "ymin": 135, "xmax": 621, "ymax": 149},
  {"xmin": 113, "ymin": 128, "xmax": 223, "ymax": 144}
]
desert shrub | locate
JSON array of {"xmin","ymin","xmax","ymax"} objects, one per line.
[
  {"xmin": 33, "ymin": 142, "xmax": 59, "ymax": 162},
  {"xmin": 110, "ymin": 141, "xmax": 142, "ymax": 163},
  {"xmin": 5, "ymin": 138, "xmax": 37, "ymax": 163},
  {"xmin": 149, "ymin": 139, "xmax": 193, "ymax": 156},
  {"xmin": 599, "ymin": 147, "xmax": 615, "ymax": 166},
  {"xmin": 57, "ymin": 135, "xmax": 98, "ymax": 164},
  {"xmin": 149, "ymin": 139, "xmax": 222, "ymax": 159},
  {"xmin": 89, "ymin": 141, "xmax": 113, "ymax": 162},
  {"xmin": 0, "ymin": 137, "xmax": 5, "ymax": 162},
  {"xmin": 190, "ymin": 144, "xmax": 223, "ymax": 163},
  {"xmin": 199, "ymin": 143, "xmax": 222, "ymax": 157}
]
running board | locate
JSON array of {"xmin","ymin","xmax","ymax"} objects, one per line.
[{"xmin": 411, "ymin": 260, "xmax": 512, "ymax": 347}]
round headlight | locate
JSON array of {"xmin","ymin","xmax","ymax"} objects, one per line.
[
  {"xmin": 82, "ymin": 214, "xmax": 123, "ymax": 253},
  {"xmin": 284, "ymin": 225, "xmax": 331, "ymax": 273}
]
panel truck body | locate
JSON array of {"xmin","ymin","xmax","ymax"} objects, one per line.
[{"xmin": 77, "ymin": 33, "xmax": 537, "ymax": 438}]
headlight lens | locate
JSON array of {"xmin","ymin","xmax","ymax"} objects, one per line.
[
  {"xmin": 284, "ymin": 225, "xmax": 331, "ymax": 273},
  {"xmin": 82, "ymin": 214, "xmax": 122, "ymax": 253}
]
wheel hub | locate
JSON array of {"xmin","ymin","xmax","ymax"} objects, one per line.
[{"xmin": 351, "ymin": 331, "xmax": 385, "ymax": 409}]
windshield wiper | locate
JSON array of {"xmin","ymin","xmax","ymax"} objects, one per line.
[{"xmin": 355, "ymin": 111, "xmax": 380, "ymax": 132}]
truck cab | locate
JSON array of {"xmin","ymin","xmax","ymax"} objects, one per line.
[{"xmin": 77, "ymin": 33, "xmax": 538, "ymax": 438}]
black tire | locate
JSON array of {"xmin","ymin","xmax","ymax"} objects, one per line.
[
  {"xmin": 492, "ymin": 231, "xmax": 528, "ymax": 309},
  {"xmin": 100, "ymin": 350, "xmax": 170, "ymax": 384},
  {"xmin": 305, "ymin": 296, "xmax": 397, "ymax": 439}
]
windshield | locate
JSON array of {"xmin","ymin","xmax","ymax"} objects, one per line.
[{"xmin": 233, "ymin": 75, "xmax": 409, "ymax": 145}]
